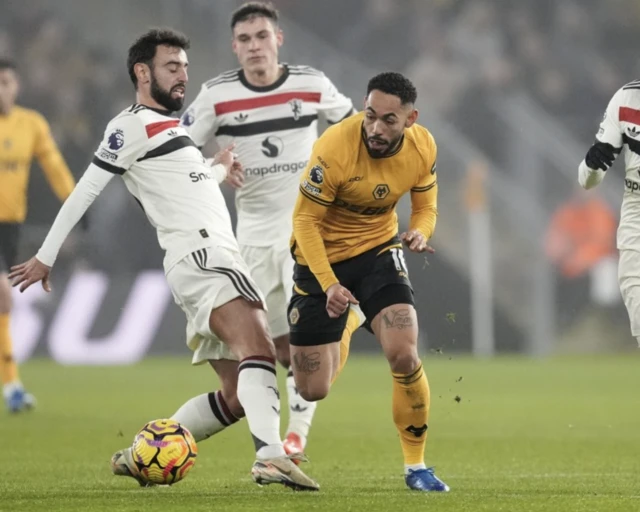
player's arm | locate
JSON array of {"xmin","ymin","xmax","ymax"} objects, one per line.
[
  {"xmin": 33, "ymin": 113, "xmax": 76, "ymax": 201},
  {"xmin": 292, "ymin": 136, "xmax": 343, "ymax": 291},
  {"xmin": 317, "ymin": 74, "xmax": 356, "ymax": 125},
  {"xmin": 9, "ymin": 115, "xmax": 147, "ymax": 292},
  {"xmin": 579, "ymin": 88, "xmax": 624, "ymax": 189},
  {"xmin": 403, "ymin": 139, "xmax": 438, "ymax": 253}
]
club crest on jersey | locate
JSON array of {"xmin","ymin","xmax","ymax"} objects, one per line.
[
  {"xmin": 289, "ymin": 99, "xmax": 302, "ymax": 121},
  {"xmin": 309, "ymin": 165, "xmax": 324, "ymax": 185},
  {"xmin": 108, "ymin": 129, "xmax": 124, "ymax": 151},
  {"xmin": 181, "ymin": 109, "xmax": 195, "ymax": 127}
]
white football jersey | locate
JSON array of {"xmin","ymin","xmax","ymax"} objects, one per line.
[
  {"xmin": 587, "ymin": 81, "xmax": 640, "ymax": 251},
  {"xmin": 93, "ymin": 104, "xmax": 239, "ymax": 271},
  {"xmin": 181, "ymin": 64, "xmax": 354, "ymax": 247}
]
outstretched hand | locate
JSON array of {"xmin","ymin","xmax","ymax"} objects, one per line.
[{"xmin": 8, "ymin": 257, "xmax": 51, "ymax": 293}]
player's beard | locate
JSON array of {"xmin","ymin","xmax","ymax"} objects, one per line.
[
  {"xmin": 150, "ymin": 73, "xmax": 185, "ymax": 112},
  {"xmin": 366, "ymin": 133, "xmax": 403, "ymax": 158}
]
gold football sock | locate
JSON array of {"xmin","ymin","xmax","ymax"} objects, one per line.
[
  {"xmin": 331, "ymin": 308, "xmax": 362, "ymax": 384},
  {"xmin": 392, "ymin": 363, "xmax": 430, "ymax": 465},
  {"xmin": 0, "ymin": 313, "xmax": 18, "ymax": 385}
]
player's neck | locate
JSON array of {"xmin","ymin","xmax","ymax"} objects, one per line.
[
  {"xmin": 243, "ymin": 64, "xmax": 283, "ymax": 88},
  {"xmin": 135, "ymin": 92, "xmax": 173, "ymax": 114}
]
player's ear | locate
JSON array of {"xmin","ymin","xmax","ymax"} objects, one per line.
[
  {"xmin": 276, "ymin": 28, "xmax": 284, "ymax": 47},
  {"xmin": 405, "ymin": 108, "xmax": 418, "ymax": 128},
  {"xmin": 134, "ymin": 62, "xmax": 151, "ymax": 85}
]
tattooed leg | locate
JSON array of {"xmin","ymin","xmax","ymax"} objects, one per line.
[
  {"xmin": 371, "ymin": 304, "xmax": 421, "ymax": 375},
  {"xmin": 289, "ymin": 343, "xmax": 340, "ymax": 402}
]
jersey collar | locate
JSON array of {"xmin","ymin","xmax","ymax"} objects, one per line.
[{"xmin": 238, "ymin": 64, "xmax": 289, "ymax": 93}]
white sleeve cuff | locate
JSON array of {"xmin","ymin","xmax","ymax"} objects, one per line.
[
  {"xmin": 36, "ymin": 163, "xmax": 115, "ymax": 267},
  {"xmin": 578, "ymin": 159, "xmax": 605, "ymax": 190},
  {"xmin": 205, "ymin": 159, "xmax": 228, "ymax": 183}
]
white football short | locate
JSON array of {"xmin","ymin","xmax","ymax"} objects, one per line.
[
  {"xmin": 240, "ymin": 243, "xmax": 294, "ymax": 339},
  {"xmin": 618, "ymin": 249, "xmax": 640, "ymax": 336},
  {"xmin": 166, "ymin": 246, "xmax": 265, "ymax": 365}
]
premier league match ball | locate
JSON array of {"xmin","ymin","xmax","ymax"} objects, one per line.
[{"xmin": 130, "ymin": 419, "xmax": 198, "ymax": 485}]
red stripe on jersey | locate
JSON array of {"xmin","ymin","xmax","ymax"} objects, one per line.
[
  {"xmin": 619, "ymin": 107, "xmax": 640, "ymax": 126},
  {"xmin": 214, "ymin": 92, "xmax": 321, "ymax": 116},
  {"xmin": 145, "ymin": 120, "xmax": 180, "ymax": 138}
]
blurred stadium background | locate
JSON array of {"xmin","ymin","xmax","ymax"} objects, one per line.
[
  {"xmin": 5, "ymin": 2, "xmax": 640, "ymax": 511},
  {"xmin": 4, "ymin": 0, "xmax": 637, "ymax": 363}
]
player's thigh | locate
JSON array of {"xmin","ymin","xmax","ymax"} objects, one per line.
[
  {"xmin": 0, "ymin": 273, "xmax": 11, "ymax": 313},
  {"xmin": 365, "ymin": 285, "xmax": 421, "ymax": 375},
  {"xmin": 288, "ymin": 290, "xmax": 345, "ymax": 400},
  {"xmin": 0, "ymin": 223, "xmax": 19, "ymax": 313},
  {"xmin": 209, "ymin": 297, "xmax": 274, "ymax": 360},
  {"xmin": 208, "ymin": 358, "xmax": 244, "ymax": 417},
  {"xmin": 166, "ymin": 247, "xmax": 273, "ymax": 362},
  {"xmin": 618, "ymin": 249, "xmax": 640, "ymax": 336}
]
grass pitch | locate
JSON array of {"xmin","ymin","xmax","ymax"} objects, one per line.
[{"xmin": 1, "ymin": 355, "xmax": 639, "ymax": 511}]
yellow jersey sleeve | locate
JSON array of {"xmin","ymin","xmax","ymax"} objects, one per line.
[
  {"xmin": 292, "ymin": 129, "xmax": 347, "ymax": 291},
  {"xmin": 409, "ymin": 132, "xmax": 438, "ymax": 239},
  {"xmin": 33, "ymin": 113, "xmax": 76, "ymax": 202}
]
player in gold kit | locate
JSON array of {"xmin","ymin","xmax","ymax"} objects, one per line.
[
  {"xmin": 288, "ymin": 72, "xmax": 449, "ymax": 492},
  {"xmin": 0, "ymin": 58, "xmax": 76, "ymax": 412}
]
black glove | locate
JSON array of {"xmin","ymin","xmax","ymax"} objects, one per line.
[{"xmin": 584, "ymin": 141, "xmax": 618, "ymax": 171}]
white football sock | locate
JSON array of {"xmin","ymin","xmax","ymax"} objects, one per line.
[
  {"xmin": 285, "ymin": 370, "xmax": 316, "ymax": 446},
  {"xmin": 171, "ymin": 391, "xmax": 239, "ymax": 442},
  {"xmin": 237, "ymin": 356, "xmax": 286, "ymax": 460}
]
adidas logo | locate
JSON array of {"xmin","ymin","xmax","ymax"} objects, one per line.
[
  {"xmin": 290, "ymin": 404, "xmax": 308, "ymax": 413},
  {"xmin": 627, "ymin": 126, "xmax": 640, "ymax": 138},
  {"xmin": 167, "ymin": 129, "xmax": 178, "ymax": 137},
  {"xmin": 234, "ymin": 113, "xmax": 248, "ymax": 123}
]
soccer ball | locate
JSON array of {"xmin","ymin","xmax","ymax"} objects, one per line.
[{"xmin": 130, "ymin": 419, "xmax": 198, "ymax": 485}]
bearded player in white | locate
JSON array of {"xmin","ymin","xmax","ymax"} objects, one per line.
[
  {"xmin": 9, "ymin": 28, "xmax": 319, "ymax": 491},
  {"xmin": 579, "ymin": 79, "xmax": 640, "ymax": 347},
  {"xmin": 182, "ymin": 1, "xmax": 361, "ymax": 457}
]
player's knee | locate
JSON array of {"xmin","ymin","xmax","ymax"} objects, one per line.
[
  {"xmin": 297, "ymin": 380, "xmax": 330, "ymax": 402},
  {"xmin": 387, "ymin": 348, "xmax": 420, "ymax": 375}
]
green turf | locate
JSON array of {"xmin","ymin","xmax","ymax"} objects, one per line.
[{"xmin": 1, "ymin": 355, "xmax": 639, "ymax": 511}]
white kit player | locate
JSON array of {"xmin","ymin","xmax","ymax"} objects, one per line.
[
  {"xmin": 579, "ymin": 79, "xmax": 640, "ymax": 346},
  {"xmin": 9, "ymin": 28, "xmax": 319, "ymax": 491},
  {"xmin": 181, "ymin": 1, "xmax": 360, "ymax": 456}
]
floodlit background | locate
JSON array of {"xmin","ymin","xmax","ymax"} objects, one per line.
[
  {"xmin": 4, "ymin": 0, "xmax": 635, "ymax": 361},
  {"xmin": 3, "ymin": 2, "xmax": 640, "ymax": 511}
]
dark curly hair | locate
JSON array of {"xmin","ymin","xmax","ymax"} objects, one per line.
[
  {"xmin": 231, "ymin": 1, "xmax": 279, "ymax": 29},
  {"xmin": 366, "ymin": 72, "xmax": 417, "ymax": 105},
  {"xmin": 127, "ymin": 28, "xmax": 190, "ymax": 88}
]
